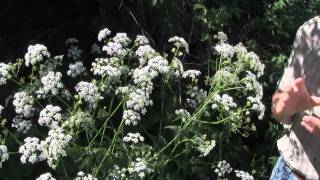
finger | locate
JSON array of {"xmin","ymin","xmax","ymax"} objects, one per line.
[
  {"xmin": 301, "ymin": 120, "xmax": 315, "ymax": 134},
  {"xmin": 275, "ymin": 101, "xmax": 285, "ymax": 114},
  {"xmin": 302, "ymin": 115, "xmax": 320, "ymax": 131}
]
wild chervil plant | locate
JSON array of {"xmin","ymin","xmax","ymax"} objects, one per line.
[{"xmin": 0, "ymin": 28, "xmax": 264, "ymax": 179}]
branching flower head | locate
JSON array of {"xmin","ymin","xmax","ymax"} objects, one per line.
[
  {"xmin": 12, "ymin": 116, "xmax": 33, "ymax": 134},
  {"xmin": 0, "ymin": 145, "xmax": 9, "ymax": 168},
  {"xmin": 19, "ymin": 137, "xmax": 45, "ymax": 164},
  {"xmin": 75, "ymin": 81, "xmax": 102, "ymax": 108},
  {"xmin": 40, "ymin": 71, "xmax": 64, "ymax": 96},
  {"xmin": 98, "ymin": 28, "xmax": 111, "ymax": 42},
  {"xmin": 36, "ymin": 172, "xmax": 56, "ymax": 180},
  {"xmin": 25, "ymin": 44, "xmax": 51, "ymax": 67},
  {"xmin": 0, "ymin": 63, "xmax": 11, "ymax": 85},
  {"xmin": 168, "ymin": 36, "xmax": 189, "ymax": 54},
  {"xmin": 74, "ymin": 171, "xmax": 97, "ymax": 180},
  {"xmin": 13, "ymin": 91, "xmax": 36, "ymax": 118},
  {"xmin": 40, "ymin": 128, "xmax": 72, "ymax": 169},
  {"xmin": 135, "ymin": 35, "xmax": 149, "ymax": 45},
  {"xmin": 38, "ymin": 105, "xmax": 63, "ymax": 129}
]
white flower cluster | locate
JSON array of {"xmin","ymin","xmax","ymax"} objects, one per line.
[
  {"xmin": 98, "ymin": 28, "xmax": 111, "ymax": 42},
  {"xmin": 66, "ymin": 38, "xmax": 82, "ymax": 60},
  {"xmin": 234, "ymin": 170, "xmax": 254, "ymax": 180},
  {"xmin": 123, "ymin": 109, "xmax": 141, "ymax": 126},
  {"xmin": 211, "ymin": 94, "xmax": 237, "ymax": 111},
  {"xmin": 214, "ymin": 160, "xmax": 233, "ymax": 178},
  {"xmin": 0, "ymin": 105, "xmax": 4, "ymax": 115},
  {"xmin": 67, "ymin": 61, "xmax": 86, "ymax": 77},
  {"xmin": 168, "ymin": 57, "xmax": 184, "ymax": 79},
  {"xmin": 175, "ymin": 109, "xmax": 191, "ymax": 122},
  {"xmin": 135, "ymin": 45, "xmax": 156, "ymax": 65},
  {"xmin": 123, "ymin": 132, "xmax": 145, "ymax": 144},
  {"xmin": 214, "ymin": 68, "xmax": 239, "ymax": 85},
  {"xmin": 38, "ymin": 105, "xmax": 62, "ymax": 129},
  {"xmin": 194, "ymin": 135, "xmax": 216, "ymax": 157},
  {"xmin": 0, "ymin": 145, "xmax": 9, "ymax": 168},
  {"xmin": 0, "ymin": 63, "xmax": 11, "ymax": 85},
  {"xmin": 113, "ymin": 33, "xmax": 131, "ymax": 47},
  {"xmin": 25, "ymin": 44, "xmax": 51, "ymax": 67},
  {"xmin": 91, "ymin": 57, "xmax": 122, "ymax": 83},
  {"xmin": 40, "ymin": 71, "xmax": 64, "ymax": 96},
  {"xmin": 75, "ymin": 81, "xmax": 102, "ymax": 108},
  {"xmin": 62, "ymin": 111, "xmax": 93, "ymax": 129},
  {"xmin": 19, "ymin": 137, "xmax": 45, "ymax": 164},
  {"xmin": 213, "ymin": 43, "xmax": 235, "ymax": 59},
  {"xmin": 243, "ymin": 71, "xmax": 263, "ymax": 99},
  {"xmin": 234, "ymin": 43, "xmax": 265, "ymax": 77},
  {"xmin": 42, "ymin": 55, "xmax": 64, "ymax": 74},
  {"xmin": 168, "ymin": 36, "xmax": 189, "ymax": 53},
  {"xmin": 128, "ymin": 158, "xmax": 152, "ymax": 179},
  {"xmin": 36, "ymin": 172, "xmax": 56, "ymax": 180},
  {"xmin": 12, "ymin": 116, "xmax": 33, "ymax": 134},
  {"xmin": 102, "ymin": 42, "xmax": 127, "ymax": 57},
  {"xmin": 74, "ymin": 171, "xmax": 97, "ymax": 180},
  {"xmin": 214, "ymin": 31, "xmax": 228, "ymax": 43},
  {"xmin": 40, "ymin": 128, "xmax": 72, "ymax": 169},
  {"xmin": 91, "ymin": 44, "xmax": 102, "ymax": 54},
  {"xmin": 182, "ymin": 70, "xmax": 201, "ymax": 82},
  {"xmin": 247, "ymin": 96, "xmax": 265, "ymax": 120},
  {"xmin": 135, "ymin": 35, "xmax": 149, "ymax": 45},
  {"xmin": 106, "ymin": 165, "xmax": 126, "ymax": 180},
  {"xmin": 126, "ymin": 88, "xmax": 153, "ymax": 115},
  {"xmin": 13, "ymin": 91, "xmax": 36, "ymax": 118},
  {"xmin": 186, "ymin": 86, "xmax": 207, "ymax": 109}
]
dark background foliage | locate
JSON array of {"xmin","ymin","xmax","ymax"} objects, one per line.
[{"xmin": 0, "ymin": 0, "xmax": 319, "ymax": 179}]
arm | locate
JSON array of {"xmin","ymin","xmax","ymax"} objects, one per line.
[{"xmin": 271, "ymin": 78, "xmax": 320, "ymax": 124}]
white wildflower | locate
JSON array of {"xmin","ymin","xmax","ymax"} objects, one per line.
[
  {"xmin": 106, "ymin": 165, "xmax": 126, "ymax": 180},
  {"xmin": 214, "ymin": 160, "xmax": 233, "ymax": 178},
  {"xmin": 234, "ymin": 170, "xmax": 254, "ymax": 180},
  {"xmin": 102, "ymin": 42, "xmax": 127, "ymax": 57},
  {"xmin": 135, "ymin": 45, "xmax": 156, "ymax": 65},
  {"xmin": 123, "ymin": 109, "xmax": 141, "ymax": 126},
  {"xmin": 0, "ymin": 145, "xmax": 9, "ymax": 168},
  {"xmin": 135, "ymin": 35, "xmax": 149, "ymax": 45},
  {"xmin": 65, "ymin": 38, "xmax": 79, "ymax": 44},
  {"xmin": 38, "ymin": 105, "xmax": 62, "ymax": 129},
  {"xmin": 113, "ymin": 33, "xmax": 131, "ymax": 47},
  {"xmin": 19, "ymin": 137, "xmax": 45, "ymax": 164},
  {"xmin": 36, "ymin": 172, "xmax": 56, "ymax": 180},
  {"xmin": 148, "ymin": 56, "xmax": 169, "ymax": 74},
  {"xmin": 168, "ymin": 36, "xmax": 189, "ymax": 53},
  {"xmin": 25, "ymin": 44, "xmax": 51, "ymax": 67},
  {"xmin": 40, "ymin": 128, "xmax": 72, "ymax": 169},
  {"xmin": 12, "ymin": 116, "xmax": 33, "ymax": 134},
  {"xmin": 67, "ymin": 61, "xmax": 86, "ymax": 77},
  {"xmin": 41, "ymin": 71, "xmax": 64, "ymax": 95},
  {"xmin": 214, "ymin": 32, "xmax": 228, "ymax": 43},
  {"xmin": 0, "ymin": 63, "xmax": 11, "ymax": 85},
  {"xmin": 214, "ymin": 42, "xmax": 234, "ymax": 59},
  {"xmin": 175, "ymin": 109, "xmax": 191, "ymax": 122},
  {"xmin": 66, "ymin": 45, "xmax": 82, "ymax": 61},
  {"xmin": 13, "ymin": 91, "xmax": 36, "ymax": 118},
  {"xmin": 74, "ymin": 171, "xmax": 97, "ymax": 180},
  {"xmin": 0, "ymin": 105, "xmax": 4, "ymax": 115},
  {"xmin": 128, "ymin": 158, "xmax": 152, "ymax": 179},
  {"xmin": 247, "ymin": 96, "xmax": 265, "ymax": 120},
  {"xmin": 91, "ymin": 58, "xmax": 122, "ymax": 82},
  {"xmin": 126, "ymin": 88, "xmax": 153, "ymax": 115},
  {"xmin": 182, "ymin": 70, "xmax": 201, "ymax": 81},
  {"xmin": 91, "ymin": 43, "xmax": 102, "ymax": 54},
  {"xmin": 75, "ymin": 81, "xmax": 102, "ymax": 108},
  {"xmin": 195, "ymin": 135, "xmax": 216, "ymax": 157},
  {"xmin": 62, "ymin": 111, "xmax": 93, "ymax": 129},
  {"xmin": 98, "ymin": 28, "xmax": 111, "ymax": 42},
  {"xmin": 123, "ymin": 133, "xmax": 145, "ymax": 144}
]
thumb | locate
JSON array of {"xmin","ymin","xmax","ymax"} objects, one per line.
[{"xmin": 310, "ymin": 96, "xmax": 320, "ymax": 106}]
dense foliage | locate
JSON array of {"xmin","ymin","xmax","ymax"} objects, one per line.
[{"xmin": 0, "ymin": 0, "xmax": 319, "ymax": 179}]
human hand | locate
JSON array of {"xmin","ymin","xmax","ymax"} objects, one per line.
[
  {"xmin": 273, "ymin": 78, "xmax": 320, "ymax": 118},
  {"xmin": 301, "ymin": 115, "xmax": 320, "ymax": 139}
]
